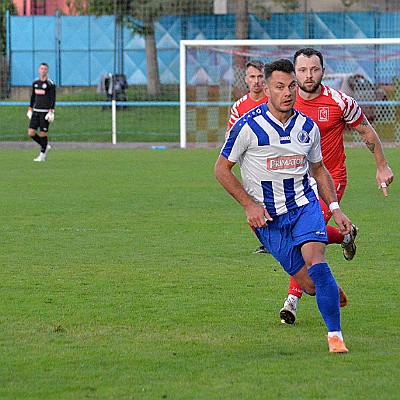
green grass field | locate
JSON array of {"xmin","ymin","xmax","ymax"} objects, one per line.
[
  {"xmin": 0, "ymin": 147, "xmax": 399, "ymax": 399},
  {"xmin": 1, "ymin": 105, "xmax": 181, "ymax": 142},
  {"xmin": 1, "ymin": 87, "xmax": 181, "ymax": 142},
  {"xmin": 2, "ymin": 85, "xmax": 399, "ymax": 144}
]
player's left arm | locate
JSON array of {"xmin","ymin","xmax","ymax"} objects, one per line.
[
  {"xmin": 45, "ymin": 82, "xmax": 57, "ymax": 123},
  {"xmin": 50, "ymin": 82, "xmax": 56, "ymax": 110},
  {"xmin": 354, "ymin": 117, "xmax": 394, "ymax": 196},
  {"xmin": 309, "ymin": 160, "xmax": 351, "ymax": 235}
]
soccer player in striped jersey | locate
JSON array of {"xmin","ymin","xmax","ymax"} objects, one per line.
[
  {"xmin": 226, "ymin": 60, "xmax": 268, "ymax": 134},
  {"xmin": 27, "ymin": 63, "xmax": 56, "ymax": 162},
  {"xmin": 279, "ymin": 48, "xmax": 395, "ymax": 325},
  {"xmin": 215, "ymin": 58, "xmax": 351, "ymax": 353}
]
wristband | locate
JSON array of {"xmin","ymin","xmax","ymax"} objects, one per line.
[{"xmin": 329, "ymin": 202, "xmax": 340, "ymax": 212}]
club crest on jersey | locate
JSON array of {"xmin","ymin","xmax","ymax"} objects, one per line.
[
  {"xmin": 297, "ymin": 130, "xmax": 310, "ymax": 143},
  {"xmin": 266, "ymin": 155, "xmax": 306, "ymax": 170},
  {"xmin": 318, "ymin": 107, "xmax": 329, "ymax": 121}
]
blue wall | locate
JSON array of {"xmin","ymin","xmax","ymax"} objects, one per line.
[{"xmin": 7, "ymin": 12, "xmax": 400, "ymax": 87}]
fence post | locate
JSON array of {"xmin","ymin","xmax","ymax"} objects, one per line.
[
  {"xmin": 0, "ymin": 10, "xmax": 10, "ymax": 98},
  {"xmin": 55, "ymin": 12, "xmax": 61, "ymax": 87}
]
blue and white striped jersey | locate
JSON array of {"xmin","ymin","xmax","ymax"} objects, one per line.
[{"xmin": 221, "ymin": 103, "xmax": 322, "ymax": 217}]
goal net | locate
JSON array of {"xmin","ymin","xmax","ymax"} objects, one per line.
[{"xmin": 180, "ymin": 38, "xmax": 400, "ymax": 148}]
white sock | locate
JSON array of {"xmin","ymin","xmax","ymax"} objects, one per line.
[
  {"xmin": 287, "ymin": 294, "xmax": 300, "ymax": 303},
  {"xmin": 328, "ymin": 331, "xmax": 343, "ymax": 341}
]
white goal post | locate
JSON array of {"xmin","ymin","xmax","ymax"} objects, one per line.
[{"xmin": 180, "ymin": 38, "xmax": 400, "ymax": 148}]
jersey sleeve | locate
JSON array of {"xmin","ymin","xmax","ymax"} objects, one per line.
[
  {"xmin": 227, "ymin": 103, "xmax": 240, "ymax": 130},
  {"xmin": 29, "ymin": 83, "xmax": 35, "ymax": 108},
  {"xmin": 340, "ymin": 92, "xmax": 365, "ymax": 127},
  {"xmin": 49, "ymin": 82, "xmax": 56, "ymax": 110},
  {"xmin": 306, "ymin": 124, "xmax": 323, "ymax": 163},
  {"xmin": 221, "ymin": 123, "xmax": 250, "ymax": 163}
]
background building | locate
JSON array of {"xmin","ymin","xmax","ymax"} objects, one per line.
[
  {"xmin": 12, "ymin": 0, "xmax": 400, "ymax": 16},
  {"xmin": 13, "ymin": 0, "xmax": 70, "ymax": 15}
]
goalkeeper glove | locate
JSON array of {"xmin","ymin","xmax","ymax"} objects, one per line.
[
  {"xmin": 27, "ymin": 107, "xmax": 32, "ymax": 119},
  {"xmin": 45, "ymin": 110, "xmax": 54, "ymax": 123}
]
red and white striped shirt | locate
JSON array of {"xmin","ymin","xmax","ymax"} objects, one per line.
[
  {"xmin": 294, "ymin": 85, "xmax": 364, "ymax": 183},
  {"xmin": 227, "ymin": 93, "xmax": 268, "ymax": 132}
]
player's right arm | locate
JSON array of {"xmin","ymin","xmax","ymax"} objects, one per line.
[
  {"xmin": 27, "ymin": 82, "xmax": 35, "ymax": 118},
  {"xmin": 214, "ymin": 155, "xmax": 272, "ymax": 227},
  {"xmin": 29, "ymin": 82, "xmax": 35, "ymax": 109},
  {"xmin": 226, "ymin": 102, "xmax": 241, "ymax": 135}
]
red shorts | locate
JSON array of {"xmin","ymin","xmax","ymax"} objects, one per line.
[{"xmin": 320, "ymin": 181, "xmax": 346, "ymax": 223}]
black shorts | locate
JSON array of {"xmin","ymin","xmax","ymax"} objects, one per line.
[{"xmin": 29, "ymin": 111, "xmax": 49, "ymax": 132}]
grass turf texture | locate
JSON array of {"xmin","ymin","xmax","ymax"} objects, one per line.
[
  {"xmin": 1, "ymin": 105, "xmax": 180, "ymax": 142},
  {"xmin": 1, "ymin": 85, "xmax": 398, "ymax": 143},
  {"xmin": 1, "ymin": 87, "xmax": 180, "ymax": 142},
  {"xmin": 0, "ymin": 148, "xmax": 398, "ymax": 399}
]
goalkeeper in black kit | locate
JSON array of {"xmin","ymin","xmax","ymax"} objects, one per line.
[{"xmin": 27, "ymin": 63, "xmax": 56, "ymax": 162}]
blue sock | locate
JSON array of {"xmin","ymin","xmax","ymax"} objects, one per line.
[{"xmin": 308, "ymin": 262, "xmax": 341, "ymax": 332}]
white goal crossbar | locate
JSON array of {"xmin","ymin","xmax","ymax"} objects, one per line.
[{"xmin": 180, "ymin": 38, "xmax": 400, "ymax": 148}]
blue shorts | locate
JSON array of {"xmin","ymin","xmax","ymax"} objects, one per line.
[{"xmin": 254, "ymin": 200, "xmax": 328, "ymax": 276}]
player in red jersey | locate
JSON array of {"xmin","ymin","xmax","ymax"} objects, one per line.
[
  {"xmin": 279, "ymin": 48, "xmax": 394, "ymax": 324},
  {"xmin": 226, "ymin": 60, "xmax": 271, "ymax": 254},
  {"xmin": 226, "ymin": 60, "xmax": 268, "ymax": 133}
]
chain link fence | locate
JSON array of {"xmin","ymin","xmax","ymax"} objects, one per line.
[{"xmin": 1, "ymin": 1, "xmax": 400, "ymax": 144}]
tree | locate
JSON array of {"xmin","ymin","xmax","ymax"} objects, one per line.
[
  {"xmin": 73, "ymin": 0, "xmax": 213, "ymax": 97},
  {"xmin": 0, "ymin": 0, "xmax": 16, "ymax": 54},
  {"xmin": 272, "ymin": 0, "xmax": 299, "ymax": 13},
  {"xmin": 233, "ymin": 0, "xmax": 276, "ymax": 98},
  {"xmin": 0, "ymin": 0, "xmax": 16, "ymax": 98}
]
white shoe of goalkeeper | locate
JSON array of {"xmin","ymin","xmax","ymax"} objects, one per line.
[{"xmin": 34, "ymin": 152, "xmax": 46, "ymax": 162}]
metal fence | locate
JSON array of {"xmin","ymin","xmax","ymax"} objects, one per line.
[
  {"xmin": 4, "ymin": 11, "xmax": 400, "ymax": 89},
  {"xmin": 2, "ymin": 3, "xmax": 400, "ymax": 145}
]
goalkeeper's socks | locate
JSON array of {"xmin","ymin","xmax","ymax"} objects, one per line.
[
  {"xmin": 308, "ymin": 262, "xmax": 341, "ymax": 332},
  {"xmin": 31, "ymin": 134, "xmax": 42, "ymax": 145},
  {"xmin": 41, "ymin": 136, "xmax": 48, "ymax": 153}
]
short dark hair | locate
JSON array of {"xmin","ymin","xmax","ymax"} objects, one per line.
[
  {"xmin": 40, "ymin": 62, "xmax": 49, "ymax": 68},
  {"xmin": 264, "ymin": 59, "xmax": 294, "ymax": 80},
  {"xmin": 293, "ymin": 48, "xmax": 324, "ymax": 68},
  {"xmin": 246, "ymin": 59, "xmax": 264, "ymax": 72}
]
